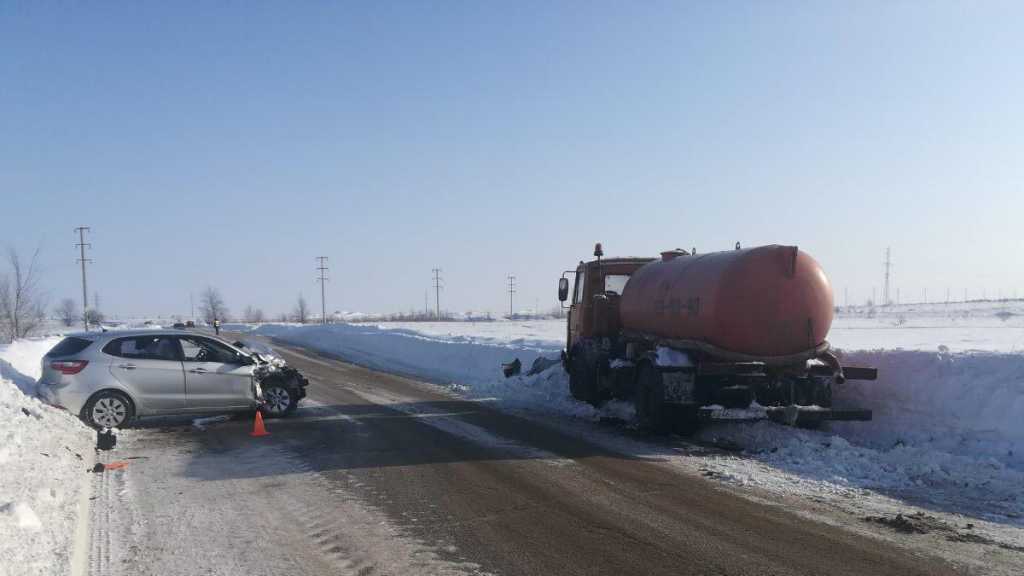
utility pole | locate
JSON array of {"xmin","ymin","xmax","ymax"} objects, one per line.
[
  {"xmin": 432, "ymin": 268, "xmax": 443, "ymax": 319},
  {"xmin": 883, "ymin": 247, "xmax": 892, "ymax": 306},
  {"xmin": 316, "ymin": 256, "xmax": 329, "ymax": 325},
  {"xmin": 74, "ymin": 227, "xmax": 92, "ymax": 330},
  {"xmin": 190, "ymin": 292, "xmax": 195, "ymax": 321},
  {"xmin": 507, "ymin": 274, "xmax": 516, "ymax": 318}
]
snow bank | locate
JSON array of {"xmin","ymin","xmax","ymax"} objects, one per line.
[
  {"xmin": 0, "ymin": 340, "xmax": 94, "ymax": 575},
  {"xmin": 254, "ymin": 324, "xmax": 1024, "ymax": 463},
  {"xmin": 834, "ymin": 349, "xmax": 1024, "ymax": 467},
  {"xmin": 254, "ymin": 323, "xmax": 599, "ymax": 418},
  {"xmin": 696, "ymin": 348, "xmax": 1024, "ymax": 523},
  {"xmin": 0, "ymin": 338, "xmax": 60, "ymax": 396},
  {"xmin": 254, "ymin": 321, "xmax": 1024, "ymax": 523}
]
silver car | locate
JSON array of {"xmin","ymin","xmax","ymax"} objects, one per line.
[{"xmin": 38, "ymin": 330, "xmax": 308, "ymax": 428}]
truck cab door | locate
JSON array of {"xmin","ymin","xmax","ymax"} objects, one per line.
[{"xmin": 568, "ymin": 267, "xmax": 585, "ymax": 350}]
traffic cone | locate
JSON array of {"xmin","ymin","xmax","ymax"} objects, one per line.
[{"xmin": 250, "ymin": 410, "xmax": 269, "ymax": 437}]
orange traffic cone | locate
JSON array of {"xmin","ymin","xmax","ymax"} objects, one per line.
[{"xmin": 250, "ymin": 410, "xmax": 269, "ymax": 437}]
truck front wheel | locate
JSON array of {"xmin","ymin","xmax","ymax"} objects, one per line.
[
  {"xmin": 569, "ymin": 351, "xmax": 601, "ymax": 405},
  {"xmin": 635, "ymin": 363, "xmax": 668, "ymax": 434}
]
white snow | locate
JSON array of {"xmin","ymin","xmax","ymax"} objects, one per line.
[
  {"xmin": 254, "ymin": 323, "xmax": 597, "ymax": 418},
  {"xmin": 0, "ymin": 337, "xmax": 60, "ymax": 396},
  {"xmin": 0, "ymin": 338, "xmax": 94, "ymax": 576},
  {"xmin": 246, "ymin": 301, "xmax": 1024, "ymax": 355},
  {"xmin": 250, "ymin": 303, "xmax": 1024, "ymax": 532},
  {"xmin": 831, "ymin": 300, "xmax": 1024, "ymax": 353},
  {"xmin": 655, "ymin": 346, "xmax": 693, "ymax": 367}
]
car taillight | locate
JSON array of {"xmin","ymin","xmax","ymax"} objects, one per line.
[{"xmin": 50, "ymin": 360, "xmax": 89, "ymax": 375}]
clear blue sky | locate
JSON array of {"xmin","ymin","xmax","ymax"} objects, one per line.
[{"xmin": 2, "ymin": 2, "xmax": 1022, "ymax": 318}]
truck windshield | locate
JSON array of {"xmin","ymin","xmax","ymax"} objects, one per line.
[{"xmin": 604, "ymin": 274, "xmax": 630, "ymax": 295}]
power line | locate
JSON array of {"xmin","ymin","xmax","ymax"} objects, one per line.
[
  {"xmin": 432, "ymin": 268, "xmax": 443, "ymax": 319},
  {"xmin": 74, "ymin": 226, "xmax": 92, "ymax": 330},
  {"xmin": 507, "ymin": 274, "xmax": 516, "ymax": 318},
  {"xmin": 882, "ymin": 247, "xmax": 892, "ymax": 306},
  {"xmin": 316, "ymin": 256, "xmax": 329, "ymax": 325}
]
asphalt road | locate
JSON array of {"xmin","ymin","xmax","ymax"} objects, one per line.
[{"xmin": 169, "ymin": 337, "xmax": 957, "ymax": 576}]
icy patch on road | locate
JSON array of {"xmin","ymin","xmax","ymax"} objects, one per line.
[
  {"xmin": 350, "ymin": 383, "xmax": 575, "ymax": 467},
  {"xmin": 96, "ymin": 428, "xmax": 487, "ymax": 576},
  {"xmin": 0, "ymin": 340, "xmax": 94, "ymax": 576}
]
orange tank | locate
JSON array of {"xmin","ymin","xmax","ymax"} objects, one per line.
[{"xmin": 618, "ymin": 245, "xmax": 834, "ymax": 359}]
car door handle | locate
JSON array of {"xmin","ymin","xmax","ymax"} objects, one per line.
[
  {"xmin": 118, "ymin": 363, "xmax": 137, "ymax": 370},
  {"xmin": 189, "ymin": 367, "xmax": 208, "ymax": 374}
]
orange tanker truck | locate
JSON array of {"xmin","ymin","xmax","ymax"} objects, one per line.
[{"xmin": 557, "ymin": 243, "xmax": 877, "ymax": 432}]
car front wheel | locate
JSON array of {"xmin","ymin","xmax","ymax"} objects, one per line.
[{"xmin": 261, "ymin": 383, "xmax": 298, "ymax": 417}]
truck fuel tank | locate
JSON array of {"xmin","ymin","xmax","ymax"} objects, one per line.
[{"xmin": 618, "ymin": 245, "xmax": 834, "ymax": 359}]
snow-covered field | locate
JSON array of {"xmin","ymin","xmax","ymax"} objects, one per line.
[
  {"xmin": 832, "ymin": 301, "xmax": 1024, "ymax": 353},
  {"xmin": 0, "ymin": 336, "xmax": 94, "ymax": 576},
  {"xmin": 359, "ymin": 299, "xmax": 1024, "ymax": 354},
  {"xmin": 246, "ymin": 301, "xmax": 1024, "ymax": 546}
]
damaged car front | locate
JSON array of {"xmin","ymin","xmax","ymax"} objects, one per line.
[{"xmin": 236, "ymin": 340, "xmax": 309, "ymax": 417}]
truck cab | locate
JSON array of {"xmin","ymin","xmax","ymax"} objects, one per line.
[{"xmin": 560, "ymin": 255, "xmax": 652, "ymax": 352}]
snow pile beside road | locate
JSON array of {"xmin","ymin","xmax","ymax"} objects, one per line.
[
  {"xmin": 0, "ymin": 337, "xmax": 60, "ymax": 396},
  {"xmin": 0, "ymin": 341, "xmax": 94, "ymax": 575},
  {"xmin": 834, "ymin": 349, "xmax": 1024, "ymax": 467},
  {"xmin": 698, "ymin": 348, "xmax": 1024, "ymax": 523},
  {"xmin": 699, "ymin": 418, "xmax": 1024, "ymax": 524},
  {"xmin": 254, "ymin": 323, "xmax": 599, "ymax": 418}
]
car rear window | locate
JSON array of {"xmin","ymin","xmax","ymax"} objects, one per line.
[{"xmin": 46, "ymin": 337, "xmax": 94, "ymax": 357}]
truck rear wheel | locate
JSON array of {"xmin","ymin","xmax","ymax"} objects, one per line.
[{"xmin": 635, "ymin": 363, "xmax": 668, "ymax": 434}]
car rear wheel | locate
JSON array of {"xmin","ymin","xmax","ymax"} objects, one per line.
[
  {"xmin": 83, "ymin": 391, "xmax": 134, "ymax": 429},
  {"xmin": 261, "ymin": 383, "xmax": 298, "ymax": 417}
]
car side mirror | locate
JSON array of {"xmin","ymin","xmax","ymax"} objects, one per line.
[
  {"xmin": 558, "ymin": 277, "xmax": 569, "ymax": 302},
  {"xmin": 238, "ymin": 354, "xmax": 254, "ymax": 366}
]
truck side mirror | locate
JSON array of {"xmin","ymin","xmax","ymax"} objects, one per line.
[{"xmin": 558, "ymin": 278, "xmax": 569, "ymax": 302}]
